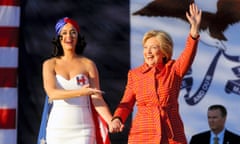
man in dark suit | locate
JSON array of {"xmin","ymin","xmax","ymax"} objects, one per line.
[{"xmin": 189, "ymin": 104, "xmax": 240, "ymax": 144}]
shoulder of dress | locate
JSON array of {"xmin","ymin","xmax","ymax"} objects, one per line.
[
  {"xmin": 166, "ymin": 60, "xmax": 175, "ymax": 65},
  {"xmin": 129, "ymin": 65, "xmax": 145, "ymax": 73}
]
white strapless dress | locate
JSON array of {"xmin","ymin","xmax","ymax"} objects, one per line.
[{"xmin": 46, "ymin": 74, "xmax": 96, "ymax": 144}]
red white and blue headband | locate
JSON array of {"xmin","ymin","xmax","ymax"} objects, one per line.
[{"xmin": 55, "ymin": 17, "xmax": 80, "ymax": 35}]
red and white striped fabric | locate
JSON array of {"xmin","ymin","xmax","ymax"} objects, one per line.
[{"xmin": 0, "ymin": 0, "xmax": 20, "ymax": 144}]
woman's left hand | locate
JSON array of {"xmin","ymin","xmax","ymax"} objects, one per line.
[{"xmin": 186, "ymin": 3, "xmax": 202, "ymax": 38}]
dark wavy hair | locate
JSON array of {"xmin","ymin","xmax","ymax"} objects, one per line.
[{"xmin": 51, "ymin": 34, "xmax": 87, "ymax": 57}]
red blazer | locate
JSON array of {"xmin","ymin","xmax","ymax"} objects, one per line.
[{"xmin": 114, "ymin": 35, "xmax": 199, "ymax": 144}]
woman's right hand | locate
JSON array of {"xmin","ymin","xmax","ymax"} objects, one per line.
[{"xmin": 81, "ymin": 84, "xmax": 105, "ymax": 96}]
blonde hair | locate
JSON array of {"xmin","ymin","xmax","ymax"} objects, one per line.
[{"xmin": 142, "ymin": 30, "xmax": 173, "ymax": 63}]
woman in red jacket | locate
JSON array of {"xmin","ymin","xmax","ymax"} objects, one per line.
[{"xmin": 109, "ymin": 3, "xmax": 202, "ymax": 144}]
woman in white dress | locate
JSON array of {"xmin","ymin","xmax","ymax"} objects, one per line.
[{"xmin": 42, "ymin": 17, "xmax": 113, "ymax": 144}]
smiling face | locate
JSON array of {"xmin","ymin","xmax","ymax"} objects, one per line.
[
  {"xmin": 59, "ymin": 23, "xmax": 78, "ymax": 51},
  {"xmin": 143, "ymin": 36, "xmax": 164, "ymax": 67}
]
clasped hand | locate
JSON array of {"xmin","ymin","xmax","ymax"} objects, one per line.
[{"xmin": 108, "ymin": 118, "xmax": 124, "ymax": 133}]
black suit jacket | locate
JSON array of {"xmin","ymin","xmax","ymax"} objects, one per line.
[{"xmin": 189, "ymin": 129, "xmax": 240, "ymax": 144}]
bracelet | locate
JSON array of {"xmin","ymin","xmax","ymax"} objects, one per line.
[{"xmin": 111, "ymin": 116, "xmax": 122, "ymax": 122}]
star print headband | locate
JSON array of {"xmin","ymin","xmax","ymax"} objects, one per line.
[{"xmin": 55, "ymin": 17, "xmax": 80, "ymax": 35}]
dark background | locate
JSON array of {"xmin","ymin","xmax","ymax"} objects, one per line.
[{"xmin": 18, "ymin": 0, "xmax": 131, "ymax": 143}]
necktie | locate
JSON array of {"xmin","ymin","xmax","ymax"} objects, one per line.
[{"xmin": 214, "ymin": 136, "xmax": 219, "ymax": 144}]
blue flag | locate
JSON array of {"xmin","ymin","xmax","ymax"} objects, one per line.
[{"xmin": 37, "ymin": 96, "xmax": 52, "ymax": 144}]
